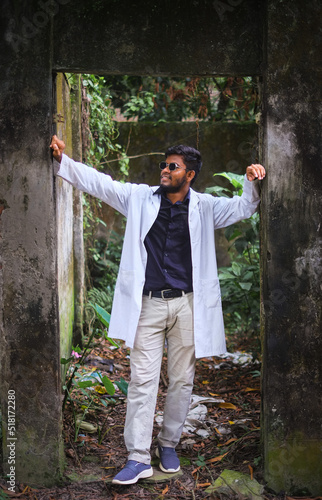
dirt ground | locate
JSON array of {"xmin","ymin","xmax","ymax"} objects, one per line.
[{"xmin": 0, "ymin": 335, "xmax": 312, "ymax": 500}]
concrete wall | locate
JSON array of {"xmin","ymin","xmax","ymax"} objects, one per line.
[
  {"xmin": 53, "ymin": 0, "xmax": 263, "ymax": 76},
  {"xmin": 0, "ymin": 1, "xmax": 64, "ymax": 487},
  {"xmin": 261, "ymin": 1, "xmax": 322, "ymax": 495}
]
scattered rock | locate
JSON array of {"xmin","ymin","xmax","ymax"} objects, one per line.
[
  {"xmin": 205, "ymin": 469, "xmax": 264, "ymax": 499},
  {"xmin": 76, "ymin": 420, "xmax": 98, "ymax": 434},
  {"xmin": 84, "ymin": 355, "xmax": 114, "ymax": 372}
]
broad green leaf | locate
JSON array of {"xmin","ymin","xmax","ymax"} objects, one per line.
[
  {"xmin": 77, "ymin": 380, "xmax": 94, "ymax": 388},
  {"xmin": 115, "ymin": 377, "xmax": 128, "ymax": 395},
  {"xmin": 94, "ymin": 303, "xmax": 111, "ymax": 328},
  {"xmin": 214, "ymin": 172, "xmax": 244, "ymax": 189},
  {"xmin": 239, "ymin": 282, "xmax": 252, "ymax": 291},
  {"xmin": 102, "ymin": 375, "xmax": 115, "ymax": 396},
  {"xmin": 232, "ymin": 262, "xmax": 242, "ymax": 276},
  {"xmin": 205, "ymin": 186, "xmax": 232, "ymax": 198},
  {"xmin": 219, "ymin": 271, "xmax": 235, "ymax": 280},
  {"xmin": 61, "ymin": 356, "xmax": 73, "ymax": 365},
  {"xmin": 105, "ymin": 334, "xmax": 120, "ymax": 348}
]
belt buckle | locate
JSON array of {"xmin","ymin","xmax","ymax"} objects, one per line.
[{"xmin": 161, "ymin": 289, "xmax": 173, "ymax": 299}]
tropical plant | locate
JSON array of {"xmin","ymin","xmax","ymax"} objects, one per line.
[{"xmin": 206, "ymin": 173, "xmax": 260, "ymax": 337}]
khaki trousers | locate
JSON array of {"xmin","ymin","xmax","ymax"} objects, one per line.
[{"xmin": 124, "ymin": 293, "xmax": 196, "ymax": 464}]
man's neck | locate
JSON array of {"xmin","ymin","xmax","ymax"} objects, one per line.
[{"xmin": 165, "ymin": 186, "xmax": 190, "ymax": 204}]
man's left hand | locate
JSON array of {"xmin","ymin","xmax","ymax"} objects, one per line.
[{"xmin": 246, "ymin": 164, "xmax": 266, "ymax": 181}]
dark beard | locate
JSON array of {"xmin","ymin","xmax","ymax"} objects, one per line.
[{"xmin": 159, "ymin": 177, "xmax": 187, "ymax": 193}]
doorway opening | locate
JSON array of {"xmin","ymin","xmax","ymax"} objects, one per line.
[{"xmin": 54, "ymin": 71, "xmax": 263, "ymax": 490}]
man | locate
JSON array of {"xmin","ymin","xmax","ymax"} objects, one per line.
[{"xmin": 50, "ymin": 135, "xmax": 265, "ymax": 485}]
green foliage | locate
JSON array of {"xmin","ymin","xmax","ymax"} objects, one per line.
[
  {"xmin": 61, "ymin": 309, "xmax": 113, "ymax": 412},
  {"xmin": 123, "ymin": 91, "xmax": 155, "ymax": 119},
  {"xmin": 207, "ymin": 172, "xmax": 260, "ymax": 337},
  {"xmin": 0, "ymin": 489, "xmax": 9, "ymax": 500},
  {"xmin": 195, "ymin": 454, "xmax": 207, "ymax": 468},
  {"xmin": 80, "ymin": 75, "xmax": 127, "ymax": 324},
  {"xmin": 85, "ymin": 231, "xmax": 123, "ymax": 323},
  {"xmin": 61, "ymin": 304, "xmax": 123, "ymax": 440},
  {"xmin": 105, "ymin": 75, "xmax": 259, "ymax": 122},
  {"xmin": 85, "ymin": 288, "xmax": 110, "ymax": 321},
  {"xmin": 83, "ymin": 194, "xmax": 106, "ymax": 259},
  {"xmin": 89, "ymin": 232, "xmax": 122, "ymax": 289},
  {"xmin": 82, "ymin": 74, "xmax": 128, "ymax": 172}
]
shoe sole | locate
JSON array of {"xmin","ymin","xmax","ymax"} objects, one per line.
[
  {"xmin": 156, "ymin": 448, "xmax": 181, "ymax": 473},
  {"xmin": 112, "ymin": 467, "xmax": 153, "ymax": 485},
  {"xmin": 159, "ymin": 462, "xmax": 180, "ymax": 473}
]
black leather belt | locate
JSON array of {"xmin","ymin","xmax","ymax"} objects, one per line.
[{"xmin": 143, "ymin": 289, "xmax": 186, "ymax": 299}]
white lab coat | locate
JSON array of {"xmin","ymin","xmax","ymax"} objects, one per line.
[{"xmin": 55, "ymin": 155, "xmax": 261, "ymax": 358}]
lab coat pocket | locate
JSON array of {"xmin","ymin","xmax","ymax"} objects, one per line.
[
  {"xmin": 200, "ymin": 278, "xmax": 221, "ymax": 308},
  {"xmin": 117, "ymin": 268, "xmax": 135, "ymax": 297}
]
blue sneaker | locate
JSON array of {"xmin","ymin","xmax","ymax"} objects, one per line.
[
  {"xmin": 112, "ymin": 460, "xmax": 153, "ymax": 485},
  {"xmin": 156, "ymin": 445, "xmax": 180, "ymax": 473}
]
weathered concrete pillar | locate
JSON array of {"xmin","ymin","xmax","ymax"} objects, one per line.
[
  {"xmin": 0, "ymin": 1, "xmax": 64, "ymax": 487},
  {"xmin": 262, "ymin": 0, "xmax": 322, "ymax": 494},
  {"xmin": 55, "ymin": 73, "xmax": 75, "ymax": 380},
  {"xmin": 54, "ymin": 72, "xmax": 84, "ymax": 369},
  {"xmin": 70, "ymin": 75, "xmax": 85, "ymax": 348}
]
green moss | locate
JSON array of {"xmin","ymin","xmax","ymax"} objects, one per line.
[
  {"xmin": 66, "ymin": 471, "xmax": 102, "ymax": 482},
  {"xmin": 265, "ymin": 433, "xmax": 322, "ymax": 495},
  {"xmin": 59, "ymin": 281, "xmax": 75, "ymax": 383}
]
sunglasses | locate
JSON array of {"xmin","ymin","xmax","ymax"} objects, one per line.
[{"xmin": 159, "ymin": 161, "xmax": 186, "ymax": 171}]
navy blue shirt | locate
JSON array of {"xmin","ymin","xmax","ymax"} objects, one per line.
[{"xmin": 143, "ymin": 188, "xmax": 193, "ymax": 292}]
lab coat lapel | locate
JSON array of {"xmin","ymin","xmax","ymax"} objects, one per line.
[
  {"xmin": 188, "ymin": 189, "xmax": 201, "ymax": 252},
  {"xmin": 189, "ymin": 189, "xmax": 199, "ymax": 214},
  {"xmin": 140, "ymin": 187, "xmax": 161, "ymax": 242}
]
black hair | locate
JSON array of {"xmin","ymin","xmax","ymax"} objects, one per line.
[{"xmin": 165, "ymin": 144, "xmax": 202, "ymax": 186}]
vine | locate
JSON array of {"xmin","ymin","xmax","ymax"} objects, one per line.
[{"xmin": 76, "ymin": 74, "xmax": 129, "ymax": 323}]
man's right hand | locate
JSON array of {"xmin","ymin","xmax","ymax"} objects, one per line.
[{"xmin": 50, "ymin": 135, "xmax": 65, "ymax": 163}]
